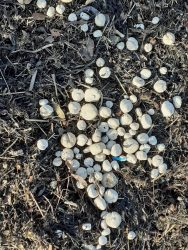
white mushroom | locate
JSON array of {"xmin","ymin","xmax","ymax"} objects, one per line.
[
  {"xmin": 103, "ymin": 148, "xmax": 111, "ymax": 155},
  {"xmin": 61, "ymin": 148, "xmax": 74, "ymax": 160},
  {"xmin": 82, "ymin": 223, "xmax": 91, "ymax": 231},
  {"xmin": 147, "ymin": 108, "xmax": 155, "ymax": 115},
  {"xmin": 104, "ymin": 189, "xmax": 118, "ymax": 203},
  {"xmin": 68, "ymin": 13, "xmax": 77, "ymax": 22},
  {"xmin": 17, "ymin": 0, "xmax": 32, "ymax": 4},
  {"xmin": 126, "ymin": 37, "xmax": 139, "ymax": 51},
  {"xmin": 107, "ymin": 118, "xmax": 120, "ymax": 129},
  {"xmin": 106, "ymin": 129, "xmax": 118, "ymax": 140},
  {"xmin": 127, "ymin": 231, "xmax": 136, "ymax": 240},
  {"xmin": 61, "ymin": 132, "xmax": 76, "ymax": 148},
  {"xmin": 111, "ymin": 161, "xmax": 119, "ymax": 171},
  {"xmin": 81, "ymin": 24, "xmax": 89, "ymax": 32},
  {"xmin": 94, "ymin": 153, "xmax": 106, "ymax": 162},
  {"xmin": 77, "ymin": 120, "xmax": 87, "ymax": 131},
  {"xmin": 102, "ymin": 160, "xmax": 112, "ymax": 172},
  {"xmin": 98, "ymin": 235, "xmax": 107, "ymax": 246},
  {"xmin": 105, "ymin": 100, "xmax": 113, "ymax": 108},
  {"xmin": 161, "ymin": 101, "xmax": 175, "ymax": 117},
  {"xmin": 132, "ymin": 76, "xmax": 145, "ymax": 88},
  {"xmin": 68, "ymin": 101, "xmax": 81, "ymax": 114},
  {"xmin": 93, "ymin": 164, "xmax": 101, "ymax": 172},
  {"xmin": 40, "ymin": 105, "xmax": 53, "ymax": 118},
  {"xmin": 162, "ymin": 32, "xmax": 175, "ymax": 45},
  {"xmin": 75, "ymin": 153, "xmax": 82, "ymax": 160},
  {"xmin": 76, "ymin": 181, "xmax": 85, "ymax": 189},
  {"xmin": 152, "ymin": 155, "xmax": 163, "ymax": 167},
  {"xmin": 85, "ymin": 87, "xmax": 101, "ymax": 102},
  {"xmin": 158, "ymin": 163, "xmax": 167, "ymax": 174},
  {"xmin": 117, "ymin": 42, "xmax": 125, "ymax": 50},
  {"xmin": 148, "ymin": 136, "xmax": 157, "ymax": 145},
  {"xmin": 120, "ymin": 99, "xmax": 133, "ymax": 113},
  {"xmin": 37, "ymin": 139, "xmax": 48, "ymax": 150},
  {"xmin": 87, "ymin": 184, "xmax": 99, "ymax": 198},
  {"xmin": 80, "ymin": 12, "xmax": 90, "ymax": 20},
  {"xmin": 139, "ymin": 144, "xmax": 151, "ymax": 153},
  {"xmin": 90, "ymin": 142, "xmax": 106, "ymax": 155},
  {"xmin": 123, "ymin": 138, "xmax": 139, "ymax": 154},
  {"xmin": 106, "ymin": 140, "xmax": 116, "ymax": 150},
  {"xmin": 127, "ymin": 154, "xmax": 137, "ymax": 164},
  {"xmin": 68, "ymin": 159, "xmax": 80, "ymax": 171},
  {"xmin": 77, "ymin": 134, "xmax": 88, "ymax": 146},
  {"xmin": 101, "ymin": 228, "xmax": 111, "ymax": 236},
  {"xmin": 99, "ymin": 67, "xmax": 111, "ymax": 78},
  {"xmin": 92, "ymin": 129, "xmax": 102, "ymax": 143},
  {"xmin": 96, "ymin": 58, "xmax": 105, "ymax": 67},
  {"xmin": 140, "ymin": 114, "xmax": 152, "ymax": 129},
  {"xmin": 39, "ymin": 99, "xmax": 48, "ymax": 106},
  {"xmin": 56, "ymin": 4, "xmax": 65, "ymax": 14},
  {"xmin": 84, "ymin": 157, "xmax": 94, "ymax": 167},
  {"xmin": 55, "ymin": 150, "xmax": 62, "ymax": 157},
  {"xmin": 101, "ymin": 172, "xmax": 118, "ymax": 188},
  {"xmin": 94, "ymin": 196, "xmax": 107, "ymax": 210},
  {"xmin": 135, "ymin": 107, "xmax": 142, "ymax": 117},
  {"xmin": 47, "ymin": 7, "xmax": 55, "ymax": 18},
  {"xmin": 76, "ymin": 167, "xmax": 87, "ymax": 179},
  {"xmin": 98, "ymin": 122, "xmax": 109, "ymax": 133},
  {"xmin": 95, "ymin": 13, "xmax": 106, "ymax": 27},
  {"xmin": 116, "ymin": 127, "xmax": 125, "ymax": 137},
  {"xmin": 111, "ymin": 144, "xmax": 122, "ymax": 156},
  {"xmin": 71, "ymin": 88, "xmax": 84, "ymax": 102},
  {"xmin": 159, "ymin": 67, "xmax": 167, "ymax": 75},
  {"xmin": 85, "ymin": 69, "xmax": 94, "ymax": 78},
  {"xmin": 137, "ymin": 133, "xmax": 149, "ymax": 144},
  {"xmin": 157, "ymin": 143, "xmax": 165, "ymax": 152},
  {"xmin": 80, "ymin": 104, "xmax": 98, "ymax": 120},
  {"xmin": 129, "ymin": 129, "xmax": 137, "ymax": 136},
  {"xmin": 94, "ymin": 172, "xmax": 103, "ymax": 181},
  {"xmin": 135, "ymin": 150, "xmax": 147, "ymax": 161},
  {"xmin": 93, "ymin": 30, "xmax": 103, "ymax": 38},
  {"xmin": 85, "ymin": 77, "xmax": 93, "ymax": 85},
  {"xmin": 61, "ymin": 0, "xmax": 73, "ymax": 2},
  {"xmin": 129, "ymin": 94, "xmax": 137, "ymax": 103},
  {"xmin": 152, "ymin": 16, "xmax": 160, "ymax": 24},
  {"xmin": 87, "ymin": 167, "xmax": 95, "ymax": 175},
  {"xmin": 105, "ymin": 212, "xmax": 122, "ymax": 228},
  {"xmin": 99, "ymin": 107, "xmax": 111, "ymax": 118},
  {"xmin": 140, "ymin": 68, "xmax": 152, "ymax": 79},
  {"xmin": 154, "ymin": 80, "xmax": 167, "ymax": 93},
  {"xmin": 172, "ymin": 96, "xmax": 182, "ymax": 108},
  {"xmin": 144, "ymin": 43, "xmax": 152, "ymax": 52},
  {"xmin": 120, "ymin": 114, "xmax": 133, "ymax": 126},
  {"xmin": 150, "ymin": 169, "xmax": 159, "ymax": 179},
  {"xmin": 52, "ymin": 157, "xmax": 62, "ymax": 166},
  {"xmin": 37, "ymin": 0, "xmax": 47, "ymax": 8},
  {"xmin": 130, "ymin": 122, "xmax": 139, "ymax": 131}
]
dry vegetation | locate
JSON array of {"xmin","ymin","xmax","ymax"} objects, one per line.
[{"xmin": 0, "ymin": 0, "xmax": 188, "ymax": 249}]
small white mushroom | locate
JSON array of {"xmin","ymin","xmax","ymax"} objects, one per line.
[
  {"xmin": 111, "ymin": 161, "xmax": 119, "ymax": 171},
  {"xmin": 106, "ymin": 129, "xmax": 118, "ymax": 140},
  {"xmin": 132, "ymin": 76, "xmax": 145, "ymax": 88},
  {"xmin": 106, "ymin": 140, "xmax": 116, "ymax": 150},
  {"xmin": 61, "ymin": 148, "xmax": 74, "ymax": 160},
  {"xmin": 88, "ymin": 175, "xmax": 95, "ymax": 183},
  {"xmin": 147, "ymin": 108, "xmax": 155, "ymax": 115},
  {"xmin": 126, "ymin": 37, "xmax": 139, "ymax": 51},
  {"xmin": 94, "ymin": 172, "xmax": 103, "ymax": 181},
  {"xmin": 158, "ymin": 163, "xmax": 167, "ymax": 174},
  {"xmin": 85, "ymin": 77, "xmax": 93, "ymax": 84},
  {"xmin": 68, "ymin": 101, "xmax": 81, "ymax": 114},
  {"xmin": 75, "ymin": 153, "xmax": 82, "ymax": 160},
  {"xmin": 140, "ymin": 114, "xmax": 152, "ymax": 129},
  {"xmin": 154, "ymin": 80, "xmax": 167, "ymax": 93},
  {"xmin": 172, "ymin": 96, "xmax": 182, "ymax": 108},
  {"xmin": 135, "ymin": 150, "xmax": 147, "ymax": 161},
  {"xmin": 139, "ymin": 144, "xmax": 151, "ymax": 153},
  {"xmin": 148, "ymin": 136, "xmax": 157, "ymax": 145},
  {"xmin": 101, "ymin": 211, "xmax": 108, "ymax": 219},
  {"xmin": 61, "ymin": 132, "xmax": 76, "ymax": 148},
  {"xmin": 56, "ymin": 4, "xmax": 65, "ymax": 14},
  {"xmin": 127, "ymin": 231, "xmax": 136, "ymax": 240},
  {"xmin": 129, "ymin": 94, "xmax": 137, "ymax": 103},
  {"xmin": 123, "ymin": 138, "xmax": 139, "ymax": 154},
  {"xmin": 80, "ymin": 12, "xmax": 90, "ymax": 20},
  {"xmin": 40, "ymin": 105, "xmax": 53, "ymax": 118},
  {"xmin": 98, "ymin": 235, "xmax": 107, "ymax": 246},
  {"xmin": 157, "ymin": 143, "xmax": 165, "ymax": 152},
  {"xmin": 104, "ymin": 189, "xmax": 118, "ymax": 203},
  {"xmin": 55, "ymin": 151, "xmax": 62, "ymax": 157},
  {"xmin": 159, "ymin": 67, "xmax": 167, "ymax": 75},
  {"xmin": 117, "ymin": 42, "xmax": 125, "ymax": 50},
  {"xmin": 37, "ymin": 139, "xmax": 48, "ymax": 150},
  {"xmin": 85, "ymin": 69, "xmax": 94, "ymax": 78},
  {"xmin": 93, "ymin": 164, "xmax": 101, "ymax": 172},
  {"xmin": 137, "ymin": 133, "xmax": 149, "ymax": 144},
  {"xmin": 87, "ymin": 139, "xmax": 92, "ymax": 146},
  {"xmin": 120, "ymin": 99, "xmax": 133, "ymax": 113},
  {"xmin": 101, "ymin": 135, "xmax": 109, "ymax": 144},
  {"xmin": 120, "ymin": 114, "xmax": 133, "ymax": 126},
  {"xmin": 150, "ymin": 168, "xmax": 159, "ymax": 179},
  {"xmin": 68, "ymin": 159, "xmax": 80, "ymax": 171},
  {"xmin": 85, "ymin": 87, "xmax": 101, "ymax": 102},
  {"xmin": 80, "ymin": 104, "xmax": 98, "ymax": 120},
  {"xmin": 99, "ymin": 67, "xmax": 111, "ymax": 78},
  {"xmin": 140, "ymin": 68, "xmax": 152, "ymax": 79},
  {"xmin": 127, "ymin": 154, "xmax": 137, "ymax": 164},
  {"xmin": 52, "ymin": 157, "xmax": 62, "ymax": 166},
  {"xmin": 90, "ymin": 142, "xmax": 106, "ymax": 155},
  {"xmin": 135, "ymin": 107, "xmax": 142, "ymax": 117},
  {"xmin": 105, "ymin": 100, "xmax": 113, "ymax": 108},
  {"xmin": 84, "ymin": 157, "xmax": 94, "ymax": 167},
  {"xmin": 130, "ymin": 122, "xmax": 139, "ymax": 131},
  {"xmin": 94, "ymin": 196, "xmax": 107, "ymax": 210},
  {"xmin": 111, "ymin": 144, "xmax": 122, "ymax": 157},
  {"xmin": 102, "ymin": 160, "xmax": 112, "ymax": 172},
  {"xmin": 93, "ymin": 30, "xmax": 103, "ymax": 38},
  {"xmin": 162, "ymin": 32, "xmax": 175, "ymax": 45},
  {"xmin": 39, "ymin": 99, "xmax": 48, "ymax": 106},
  {"xmin": 94, "ymin": 153, "xmax": 106, "ymax": 162},
  {"xmin": 68, "ymin": 13, "xmax": 77, "ymax": 22},
  {"xmin": 47, "ymin": 7, "xmax": 55, "ymax": 18},
  {"xmin": 103, "ymin": 148, "xmax": 111, "ymax": 155},
  {"xmin": 95, "ymin": 13, "xmax": 106, "ymax": 27},
  {"xmin": 144, "ymin": 43, "xmax": 153, "ymax": 52},
  {"xmin": 77, "ymin": 134, "xmax": 88, "ymax": 146},
  {"xmin": 37, "ymin": 0, "xmax": 47, "ymax": 9},
  {"xmin": 152, "ymin": 155, "xmax": 163, "ymax": 167},
  {"xmin": 117, "ymin": 127, "xmax": 125, "ymax": 136},
  {"xmin": 99, "ymin": 106, "xmax": 112, "ymax": 118},
  {"xmin": 87, "ymin": 167, "xmax": 95, "ymax": 175},
  {"xmin": 129, "ymin": 129, "xmax": 137, "ymax": 136},
  {"xmin": 92, "ymin": 129, "xmax": 102, "ymax": 143},
  {"xmin": 76, "ymin": 181, "xmax": 85, "ymax": 189},
  {"xmin": 105, "ymin": 212, "xmax": 122, "ymax": 228},
  {"xmin": 82, "ymin": 223, "xmax": 91, "ymax": 231},
  {"xmin": 76, "ymin": 167, "xmax": 87, "ymax": 179},
  {"xmin": 81, "ymin": 24, "xmax": 89, "ymax": 32},
  {"xmin": 98, "ymin": 122, "xmax": 109, "ymax": 133},
  {"xmin": 101, "ymin": 172, "xmax": 118, "ymax": 188},
  {"xmin": 161, "ymin": 101, "xmax": 175, "ymax": 117},
  {"xmin": 61, "ymin": 0, "xmax": 73, "ymax": 2},
  {"xmin": 71, "ymin": 88, "xmax": 84, "ymax": 102},
  {"xmin": 77, "ymin": 120, "xmax": 87, "ymax": 131},
  {"xmin": 107, "ymin": 118, "xmax": 120, "ymax": 129},
  {"xmin": 152, "ymin": 16, "xmax": 160, "ymax": 24},
  {"xmin": 96, "ymin": 58, "xmax": 105, "ymax": 67},
  {"xmin": 101, "ymin": 228, "xmax": 111, "ymax": 236},
  {"xmin": 87, "ymin": 184, "xmax": 99, "ymax": 198}
]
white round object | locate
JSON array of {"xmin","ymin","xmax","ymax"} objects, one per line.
[
  {"xmin": 37, "ymin": 139, "xmax": 48, "ymax": 150},
  {"xmin": 150, "ymin": 169, "xmax": 159, "ymax": 179},
  {"xmin": 135, "ymin": 150, "xmax": 147, "ymax": 161},
  {"xmin": 161, "ymin": 101, "xmax": 175, "ymax": 117},
  {"xmin": 102, "ymin": 160, "xmax": 112, "ymax": 172},
  {"xmin": 94, "ymin": 172, "xmax": 103, "ymax": 181},
  {"xmin": 81, "ymin": 24, "xmax": 89, "ymax": 32},
  {"xmin": 127, "ymin": 231, "xmax": 136, "ymax": 240},
  {"xmin": 101, "ymin": 228, "xmax": 111, "ymax": 236},
  {"xmin": 101, "ymin": 220, "xmax": 108, "ymax": 229},
  {"xmin": 99, "ymin": 106, "xmax": 111, "ymax": 118},
  {"xmin": 106, "ymin": 129, "xmax": 118, "ymax": 140},
  {"xmin": 107, "ymin": 118, "xmax": 119, "ymax": 129},
  {"xmin": 140, "ymin": 114, "xmax": 152, "ymax": 129},
  {"xmin": 92, "ymin": 129, "xmax": 102, "ymax": 143},
  {"xmin": 102, "ymin": 172, "xmax": 118, "ymax": 188},
  {"xmin": 90, "ymin": 143, "xmax": 105, "ymax": 156},
  {"xmin": 105, "ymin": 100, "xmax": 113, "ymax": 108},
  {"xmin": 98, "ymin": 122, "xmax": 109, "ymax": 133},
  {"xmin": 80, "ymin": 12, "xmax": 90, "ymax": 20},
  {"xmin": 52, "ymin": 157, "xmax": 62, "ymax": 166},
  {"xmin": 96, "ymin": 58, "xmax": 105, "ymax": 67},
  {"xmin": 139, "ymin": 144, "xmax": 151, "ymax": 153},
  {"xmin": 86, "ymin": 139, "xmax": 92, "ymax": 146},
  {"xmin": 101, "ymin": 211, "xmax": 108, "ymax": 219},
  {"xmin": 61, "ymin": 0, "xmax": 73, "ymax": 2},
  {"xmin": 85, "ymin": 69, "xmax": 94, "ymax": 78},
  {"xmin": 102, "ymin": 135, "xmax": 109, "ymax": 143},
  {"xmin": 106, "ymin": 140, "xmax": 116, "ymax": 150},
  {"xmin": 88, "ymin": 175, "xmax": 95, "ymax": 183},
  {"xmin": 85, "ymin": 76, "xmax": 93, "ymax": 84},
  {"xmin": 123, "ymin": 138, "xmax": 139, "ymax": 154},
  {"xmin": 152, "ymin": 16, "xmax": 160, "ymax": 24},
  {"xmin": 95, "ymin": 153, "xmax": 106, "ymax": 162},
  {"xmin": 76, "ymin": 181, "xmax": 85, "ymax": 189},
  {"xmin": 144, "ymin": 43, "xmax": 152, "ymax": 52},
  {"xmin": 154, "ymin": 80, "xmax": 167, "ymax": 93},
  {"xmin": 61, "ymin": 148, "xmax": 74, "ymax": 161},
  {"xmin": 158, "ymin": 163, "xmax": 167, "ymax": 174},
  {"xmin": 140, "ymin": 68, "xmax": 152, "ymax": 79},
  {"xmin": 68, "ymin": 101, "xmax": 81, "ymax": 114},
  {"xmin": 98, "ymin": 235, "xmax": 107, "ymax": 246},
  {"xmin": 77, "ymin": 120, "xmax": 87, "ymax": 131},
  {"xmin": 157, "ymin": 143, "xmax": 165, "ymax": 152},
  {"xmin": 127, "ymin": 154, "xmax": 137, "ymax": 164},
  {"xmin": 152, "ymin": 155, "xmax": 163, "ymax": 167},
  {"xmin": 132, "ymin": 76, "xmax": 145, "ymax": 88},
  {"xmin": 61, "ymin": 132, "xmax": 76, "ymax": 148},
  {"xmin": 56, "ymin": 4, "xmax": 65, "ymax": 14},
  {"xmin": 71, "ymin": 88, "xmax": 84, "ymax": 102},
  {"xmin": 120, "ymin": 114, "xmax": 133, "ymax": 125},
  {"xmin": 37, "ymin": 0, "xmax": 47, "ymax": 9},
  {"xmin": 87, "ymin": 184, "xmax": 99, "ymax": 198},
  {"xmin": 137, "ymin": 133, "xmax": 149, "ymax": 144},
  {"xmin": 47, "ymin": 7, "xmax": 55, "ymax": 18},
  {"xmin": 111, "ymin": 161, "xmax": 119, "ymax": 171},
  {"xmin": 68, "ymin": 13, "xmax": 77, "ymax": 22},
  {"xmin": 82, "ymin": 223, "xmax": 91, "ymax": 231},
  {"xmin": 126, "ymin": 37, "xmax": 139, "ymax": 51},
  {"xmin": 117, "ymin": 42, "xmax": 125, "ymax": 50},
  {"xmin": 84, "ymin": 157, "xmax": 94, "ymax": 167},
  {"xmin": 124, "ymin": 133, "xmax": 132, "ymax": 139},
  {"xmin": 85, "ymin": 87, "xmax": 101, "ymax": 102},
  {"xmin": 17, "ymin": 0, "xmax": 32, "ymax": 4},
  {"xmin": 80, "ymin": 104, "xmax": 98, "ymax": 120},
  {"xmin": 120, "ymin": 99, "xmax": 133, "ymax": 113},
  {"xmin": 104, "ymin": 189, "xmax": 118, "ymax": 203},
  {"xmin": 87, "ymin": 167, "xmax": 95, "ymax": 175},
  {"xmin": 40, "ymin": 105, "xmax": 53, "ymax": 118},
  {"xmin": 147, "ymin": 108, "xmax": 155, "ymax": 115},
  {"xmin": 95, "ymin": 13, "xmax": 106, "ymax": 27},
  {"xmin": 55, "ymin": 151, "xmax": 62, "ymax": 157},
  {"xmin": 76, "ymin": 167, "xmax": 87, "ymax": 179},
  {"xmin": 39, "ymin": 99, "xmax": 48, "ymax": 106},
  {"xmin": 159, "ymin": 67, "xmax": 167, "ymax": 75},
  {"xmin": 99, "ymin": 67, "xmax": 111, "ymax": 78},
  {"xmin": 93, "ymin": 164, "xmax": 101, "ymax": 172},
  {"xmin": 111, "ymin": 144, "xmax": 122, "ymax": 157},
  {"xmin": 77, "ymin": 134, "xmax": 88, "ymax": 146},
  {"xmin": 93, "ymin": 30, "xmax": 103, "ymax": 38},
  {"xmin": 172, "ymin": 96, "xmax": 182, "ymax": 108},
  {"xmin": 130, "ymin": 122, "xmax": 139, "ymax": 131},
  {"xmin": 149, "ymin": 136, "xmax": 157, "ymax": 145},
  {"xmin": 129, "ymin": 129, "xmax": 137, "ymax": 136},
  {"xmin": 94, "ymin": 196, "xmax": 107, "ymax": 210},
  {"xmin": 117, "ymin": 127, "xmax": 125, "ymax": 136},
  {"xmin": 75, "ymin": 153, "xmax": 82, "ymax": 160},
  {"xmin": 68, "ymin": 159, "xmax": 80, "ymax": 171},
  {"xmin": 129, "ymin": 94, "xmax": 137, "ymax": 103},
  {"xmin": 135, "ymin": 108, "xmax": 142, "ymax": 117},
  {"xmin": 162, "ymin": 32, "xmax": 175, "ymax": 45},
  {"xmin": 105, "ymin": 212, "xmax": 122, "ymax": 228}
]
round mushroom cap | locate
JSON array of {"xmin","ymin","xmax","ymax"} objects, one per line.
[
  {"xmin": 107, "ymin": 118, "xmax": 120, "ymax": 129},
  {"xmin": 68, "ymin": 101, "xmax": 81, "ymax": 114},
  {"xmin": 61, "ymin": 148, "xmax": 74, "ymax": 160},
  {"xmin": 152, "ymin": 155, "xmax": 163, "ymax": 167},
  {"xmin": 94, "ymin": 196, "xmax": 107, "ymax": 210},
  {"xmin": 123, "ymin": 138, "xmax": 139, "ymax": 154},
  {"xmin": 102, "ymin": 160, "xmax": 112, "ymax": 172},
  {"xmin": 144, "ymin": 43, "xmax": 153, "ymax": 52},
  {"xmin": 92, "ymin": 129, "xmax": 102, "ymax": 142},
  {"xmin": 87, "ymin": 184, "xmax": 99, "ymax": 198},
  {"xmin": 137, "ymin": 133, "xmax": 149, "ymax": 144},
  {"xmin": 126, "ymin": 37, "xmax": 139, "ymax": 51},
  {"xmin": 120, "ymin": 114, "xmax": 133, "ymax": 125},
  {"xmin": 77, "ymin": 120, "xmax": 87, "ymax": 130},
  {"xmin": 161, "ymin": 101, "xmax": 175, "ymax": 117},
  {"xmin": 140, "ymin": 68, "xmax": 152, "ymax": 79},
  {"xmin": 107, "ymin": 129, "xmax": 118, "ymax": 140},
  {"xmin": 127, "ymin": 231, "xmax": 136, "ymax": 240},
  {"xmin": 162, "ymin": 32, "xmax": 175, "ymax": 45},
  {"xmin": 101, "ymin": 172, "xmax": 118, "ymax": 188},
  {"xmin": 104, "ymin": 189, "xmax": 118, "ymax": 203},
  {"xmin": 132, "ymin": 76, "xmax": 145, "ymax": 88},
  {"xmin": 84, "ymin": 88, "xmax": 101, "ymax": 102},
  {"xmin": 68, "ymin": 13, "xmax": 77, "ymax": 22},
  {"xmin": 99, "ymin": 106, "xmax": 112, "ymax": 118},
  {"xmin": 120, "ymin": 99, "xmax": 133, "ymax": 113},
  {"xmin": 153, "ymin": 80, "xmax": 167, "ymax": 93},
  {"xmin": 95, "ymin": 13, "xmax": 106, "ymax": 27},
  {"xmin": 105, "ymin": 212, "xmax": 122, "ymax": 228},
  {"xmin": 98, "ymin": 235, "xmax": 107, "ymax": 246},
  {"xmin": 52, "ymin": 157, "xmax": 62, "ymax": 166},
  {"xmin": 61, "ymin": 132, "xmax": 76, "ymax": 148},
  {"xmin": 90, "ymin": 142, "xmax": 106, "ymax": 155},
  {"xmin": 172, "ymin": 96, "xmax": 182, "ymax": 109},
  {"xmin": 111, "ymin": 144, "xmax": 122, "ymax": 157},
  {"xmin": 40, "ymin": 104, "xmax": 54, "ymax": 118},
  {"xmin": 37, "ymin": 139, "xmax": 48, "ymax": 150},
  {"xmin": 99, "ymin": 67, "xmax": 111, "ymax": 78},
  {"xmin": 76, "ymin": 167, "xmax": 87, "ymax": 179},
  {"xmin": 140, "ymin": 114, "xmax": 152, "ymax": 129},
  {"xmin": 98, "ymin": 122, "xmax": 109, "ymax": 133},
  {"xmin": 150, "ymin": 168, "xmax": 159, "ymax": 179},
  {"xmin": 96, "ymin": 57, "xmax": 105, "ymax": 67},
  {"xmin": 158, "ymin": 163, "xmax": 168, "ymax": 174},
  {"xmin": 80, "ymin": 104, "xmax": 98, "ymax": 120},
  {"xmin": 71, "ymin": 88, "xmax": 84, "ymax": 102},
  {"xmin": 77, "ymin": 134, "xmax": 88, "ymax": 146}
]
